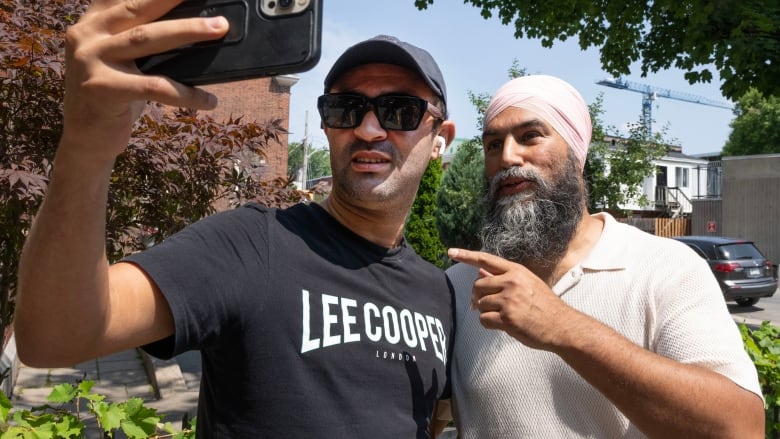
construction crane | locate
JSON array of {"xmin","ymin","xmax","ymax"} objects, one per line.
[{"xmin": 596, "ymin": 77, "xmax": 735, "ymax": 135}]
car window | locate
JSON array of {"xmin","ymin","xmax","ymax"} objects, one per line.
[{"xmin": 716, "ymin": 243, "xmax": 763, "ymax": 260}]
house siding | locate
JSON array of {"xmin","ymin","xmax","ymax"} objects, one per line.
[{"xmin": 622, "ymin": 155, "xmax": 708, "ymax": 215}]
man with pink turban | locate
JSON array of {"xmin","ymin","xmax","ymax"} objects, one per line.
[{"xmin": 437, "ymin": 75, "xmax": 763, "ymax": 438}]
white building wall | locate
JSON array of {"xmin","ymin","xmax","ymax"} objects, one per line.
[{"xmin": 619, "ymin": 155, "xmax": 709, "ymax": 214}]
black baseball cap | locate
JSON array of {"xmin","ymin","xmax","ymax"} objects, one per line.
[{"xmin": 323, "ymin": 35, "xmax": 447, "ymax": 108}]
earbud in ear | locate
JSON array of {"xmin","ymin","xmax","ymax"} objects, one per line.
[{"xmin": 435, "ymin": 135, "xmax": 447, "ymax": 150}]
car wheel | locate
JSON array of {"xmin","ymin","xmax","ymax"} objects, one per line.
[{"xmin": 735, "ymin": 298, "xmax": 760, "ymax": 307}]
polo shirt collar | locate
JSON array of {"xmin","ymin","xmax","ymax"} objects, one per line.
[{"xmin": 579, "ymin": 212, "xmax": 628, "ymax": 271}]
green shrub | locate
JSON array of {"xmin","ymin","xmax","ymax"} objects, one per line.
[
  {"xmin": 740, "ymin": 321, "xmax": 780, "ymax": 438},
  {"xmin": 407, "ymin": 158, "xmax": 448, "ymax": 268},
  {"xmin": 0, "ymin": 380, "xmax": 194, "ymax": 438}
]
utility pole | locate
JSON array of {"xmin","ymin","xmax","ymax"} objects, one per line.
[{"xmin": 301, "ymin": 110, "xmax": 309, "ymax": 189}]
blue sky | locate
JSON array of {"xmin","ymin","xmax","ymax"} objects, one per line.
[{"xmin": 287, "ymin": 1, "xmax": 736, "ymax": 157}]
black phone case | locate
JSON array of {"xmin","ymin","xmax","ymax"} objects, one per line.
[{"xmin": 136, "ymin": 0, "xmax": 322, "ymax": 86}]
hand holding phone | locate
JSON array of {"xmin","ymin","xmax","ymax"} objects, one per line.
[{"xmin": 136, "ymin": 0, "xmax": 322, "ymax": 86}]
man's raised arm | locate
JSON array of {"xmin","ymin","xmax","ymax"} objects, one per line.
[{"xmin": 14, "ymin": 0, "xmax": 229, "ymax": 367}]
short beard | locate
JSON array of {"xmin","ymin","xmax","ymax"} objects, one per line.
[
  {"xmin": 330, "ymin": 140, "xmax": 402, "ymax": 203},
  {"xmin": 479, "ymin": 152, "xmax": 585, "ymax": 268}
]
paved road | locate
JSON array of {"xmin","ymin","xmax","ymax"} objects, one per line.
[{"xmin": 728, "ymin": 286, "xmax": 780, "ymax": 326}]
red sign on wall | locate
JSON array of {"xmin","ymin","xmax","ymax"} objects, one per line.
[{"xmin": 707, "ymin": 221, "xmax": 717, "ymax": 233}]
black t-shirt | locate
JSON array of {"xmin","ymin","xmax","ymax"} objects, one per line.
[{"xmin": 125, "ymin": 203, "xmax": 455, "ymax": 438}]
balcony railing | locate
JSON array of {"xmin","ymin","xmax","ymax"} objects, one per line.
[{"xmin": 655, "ymin": 186, "xmax": 692, "ymax": 217}]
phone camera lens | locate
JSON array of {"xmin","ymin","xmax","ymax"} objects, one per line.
[{"xmin": 278, "ymin": 0, "xmax": 293, "ymax": 8}]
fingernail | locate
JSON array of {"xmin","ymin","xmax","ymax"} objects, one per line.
[{"xmin": 207, "ymin": 16, "xmax": 228, "ymax": 30}]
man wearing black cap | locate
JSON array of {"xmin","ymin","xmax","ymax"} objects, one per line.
[{"xmin": 15, "ymin": 2, "xmax": 456, "ymax": 437}]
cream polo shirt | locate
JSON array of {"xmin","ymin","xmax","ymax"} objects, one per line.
[{"xmin": 448, "ymin": 212, "xmax": 762, "ymax": 438}]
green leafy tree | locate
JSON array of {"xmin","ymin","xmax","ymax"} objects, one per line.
[
  {"xmin": 584, "ymin": 94, "xmax": 610, "ymax": 211},
  {"xmin": 407, "ymin": 158, "xmax": 448, "ymax": 268},
  {"xmin": 585, "ymin": 94, "xmax": 668, "ymax": 213},
  {"xmin": 414, "ymin": 0, "xmax": 780, "ymax": 100},
  {"xmin": 436, "ymin": 139, "xmax": 484, "ymax": 251},
  {"xmin": 722, "ymin": 89, "xmax": 780, "ymax": 156},
  {"xmin": 0, "ymin": 0, "xmax": 310, "ymax": 341},
  {"xmin": 287, "ymin": 141, "xmax": 331, "ymax": 183},
  {"xmin": 287, "ymin": 141, "xmax": 305, "ymax": 179}
]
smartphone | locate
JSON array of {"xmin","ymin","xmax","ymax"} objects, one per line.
[{"xmin": 136, "ymin": 0, "xmax": 322, "ymax": 86}]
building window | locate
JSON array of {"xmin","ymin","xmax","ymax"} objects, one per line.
[{"xmin": 675, "ymin": 167, "xmax": 689, "ymax": 188}]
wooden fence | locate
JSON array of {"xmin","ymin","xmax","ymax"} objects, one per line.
[
  {"xmin": 655, "ymin": 218, "xmax": 691, "ymax": 237},
  {"xmin": 617, "ymin": 218, "xmax": 691, "ymax": 237}
]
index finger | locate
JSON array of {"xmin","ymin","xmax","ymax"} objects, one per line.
[
  {"xmin": 448, "ymin": 248, "xmax": 513, "ymax": 276},
  {"xmin": 84, "ymin": 0, "xmax": 187, "ymax": 34},
  {"xmin": 102, "ymin": 16, "xmax": 229, "ymax": 61}
]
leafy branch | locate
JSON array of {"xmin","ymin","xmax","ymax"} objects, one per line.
[
  {"xmin": 0, "ymin": 380, "xmax": 195, "ymax": 439},
  {"xmin": 740, "ymin": 321, "xmax": 780, "ymax": 436}
]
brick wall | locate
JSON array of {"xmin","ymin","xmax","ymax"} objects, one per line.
[{"xmin": 201, "ymin": 77, "xmax": 293, "ymax": 180}]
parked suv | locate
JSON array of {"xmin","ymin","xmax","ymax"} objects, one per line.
[{"xmin": 672, "ymin": 236, "xmax": 778, "ymax": 306}]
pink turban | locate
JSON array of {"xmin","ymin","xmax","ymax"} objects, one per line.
[{"xmin": 484, "ymin": 75, "xmax": 592, "ymax": 170}]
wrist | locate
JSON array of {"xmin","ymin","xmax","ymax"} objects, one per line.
[{"xmin": 53, "ymin": 139, "xmax": 117, "ymax": 181}]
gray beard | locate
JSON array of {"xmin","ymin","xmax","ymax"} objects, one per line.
[{"xmin": 479, "ymin": 153, "xmax": 584, "ymax": 268}]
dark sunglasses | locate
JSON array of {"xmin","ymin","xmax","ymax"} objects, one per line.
[{"xmin": 317, "ymin": 93, "xmax": 443, "ymax": 131}]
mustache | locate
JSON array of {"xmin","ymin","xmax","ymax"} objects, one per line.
[
  {"xmin": 347, "ymin": 140, "xmax": 396, "ymax": 157},
  {"xmin": 487, "ymin": 166, "xmax": 544, "ymax": 198}
]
